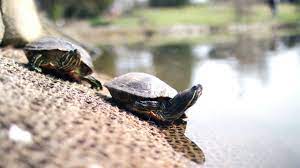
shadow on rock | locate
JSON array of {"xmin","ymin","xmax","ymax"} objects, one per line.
[
  {"xmin": 103, "ymin": 96, "xmax": 205, "ymax": 165},
  {"xmin": 159, "ymin": 119, "xmax": 205, "ymax": 164}
]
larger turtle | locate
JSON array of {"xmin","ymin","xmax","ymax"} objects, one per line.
[
  {"xmin": 104, "ymin": 72, "xmax": 202, "ymax": 122},
  {"xmin": 24, "ymin": 37, "xmax": 102, "ymax": 90}
]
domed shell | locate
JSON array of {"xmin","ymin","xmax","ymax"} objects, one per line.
[
  {"xmin": 104, "ymin": 72, "xmax": 178, "ymax": 99},
  {"xmin": 24, "ymin": 37, "xmax": 93, "ymax": 68}
]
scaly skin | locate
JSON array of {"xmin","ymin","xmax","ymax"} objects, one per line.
[
  {"xmin": 82, "ymin": 75, "xmax": 103, "ymax": 90},
  {"xmin": 28, "ymin": 54, "xmax": 44, "ymax": 72},
  {"xmin": 131, "ymin": 84, "xmax": 203, "ymax": 122}
]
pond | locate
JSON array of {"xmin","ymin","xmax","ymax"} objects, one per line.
[{"xmin": 94, "ymin": 33, "xmax": 300, "ymax": 167}]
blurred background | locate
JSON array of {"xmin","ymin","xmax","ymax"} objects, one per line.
[
  {"xmin": 34, "ymin": 0, "xmax": 300, "ymax": 88},
  {"xmin": 34, "ymin": 0, "xmax": 300, "ymax": 167}
]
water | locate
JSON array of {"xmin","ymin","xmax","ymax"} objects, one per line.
[{"xmin": 94, "ymin": 34, "xmax": 300, "ymax": 167}]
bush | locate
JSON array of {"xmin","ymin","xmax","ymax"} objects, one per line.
[
  {"xmin": 63, "ymin": 0, "xmax": 114, "ymax": 18},
  {"xmin": 149, "ymin": 0, "xmax": 188, "ymax": 7},
  {"xmin": 38, "ymin": 0, "xmax": 114, "ymax": 20}
]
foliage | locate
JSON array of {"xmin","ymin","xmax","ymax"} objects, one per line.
[
  {"xmin": 149, "ymin": 0, "xmax": 188, "ymax": 7},
  {"xmin": 50, "ymin": 3, "xmax": 64, "ymax": 21},
  {"xmin": 38, "ymin": 0, "xmax": 114, "ymax": 20},
  {"xmin": 63, "ymin": 0, "xmax": 113, "ymax": 18}
]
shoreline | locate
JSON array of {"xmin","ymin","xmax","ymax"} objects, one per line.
[{"xmin": 61, "ymin": 20, "xmax": 300, "ymax": 45}]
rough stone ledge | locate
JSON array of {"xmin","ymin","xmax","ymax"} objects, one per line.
[{"xmin": 0, "ymin": 49, "xmax": 199, "ymax": 168}]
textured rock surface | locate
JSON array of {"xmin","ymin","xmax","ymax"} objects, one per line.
[
  {"xmin": 0, "ymin": 11, "xmax": 4, "ymax": 43},
  {"xmin": 0, "ymin": 49, "xmax": 199, "ymax": 168},
  {"xmin": 1, "ymin": 0, "xmax": 43, "ymax": 46}
]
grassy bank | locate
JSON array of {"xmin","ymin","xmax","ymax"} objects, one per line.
[
  {"xmin": 105, "ymin": 4, "xmax": 300, "ymax": 28},
  {"xmin": 62, "ymin": 4, "xmax": 300, "ymax": 46}
]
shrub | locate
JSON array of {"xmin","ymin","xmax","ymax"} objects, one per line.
[
  {"xmin": 38, "ymin": 0, "xmax": 114, "ymax": 20},
  {"xmin": 149, "ymin": 0, "xmax": 188, "ymax": 7}
]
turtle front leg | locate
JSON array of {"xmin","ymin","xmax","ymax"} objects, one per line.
[
  {"xmin": 134, "ymin": 100, "xmax": 187, "ymax": 122},
  {"xmin": 28, "ymin": 54, "xmax": 45, "ymax": 73},
  {"xmin": 133, "ymin": 101, "xmax": 162, "ymax": 110},
  {"xmin": 81, "ymin": 75, "xmax": 103, "ymax": 90},
  {"xmin": 132, "ymin": 100, "xmax": 167, "ymax": 122}
]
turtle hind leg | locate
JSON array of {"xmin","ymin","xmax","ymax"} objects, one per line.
[
  {"xmin": 29, "ymin": 64, "xmax": 42, "ymax": 73},
  {"xmin": 28, "ymin": 54, "xmax": 45, "ymax": 73},
  {"xmin": 82, "ymin": 75, "xmax": 103, "ymax": 90}
]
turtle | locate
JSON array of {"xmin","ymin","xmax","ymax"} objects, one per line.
[
  {"xmin": 23, "ymin": 37, "xmax": 102, "ymax": 90},
  {"xmin": 104, "ymin": 72, "xmax": 203, "ymax": 122}
]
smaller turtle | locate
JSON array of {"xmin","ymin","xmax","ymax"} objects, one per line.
[
  {"xmin": 24, "ymin": 37, "xmax": 102, "ymax": 90},
  {"xmin": 104, "ymin": 72, "xmax": 202, "ymax": 122}
]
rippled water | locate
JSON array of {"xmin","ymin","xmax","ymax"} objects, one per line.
[{"xmin": 94, "ymin": 33, "xmax": 300, "ymax": 167}]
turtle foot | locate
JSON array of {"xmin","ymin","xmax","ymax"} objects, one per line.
[
  {"xmin": 28, "ymin": 65, "xmax": 42, "ymax": 73},
  {"xmin": 83, "ymin": 75, "xmax": 103, "ymax": 90}
]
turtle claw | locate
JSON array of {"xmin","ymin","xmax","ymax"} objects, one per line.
[
  {"xmin": 29, "ymin": 65, "xmax": 42, "ymax": 73},
  {"xmin": 82, "ymin": 75, "xmax": 103, "ymax": 90},
  {"xmin": 91, "ymin": 82, "xmax": 102, "ymax": 91}
]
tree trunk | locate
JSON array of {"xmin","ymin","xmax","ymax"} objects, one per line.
[{"xmin": 1, "ymin": 0, "xmax": 43, "ymax": 46}]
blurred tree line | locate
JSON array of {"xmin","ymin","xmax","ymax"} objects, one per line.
[
  {"xmin": 36, "ymin": 0, "xmax": 191, "ymax": 20},
  {"xmin": 36, "ymin": 0, "xmax": 114, "ymax": 20},
  {"xmin": 149, "ymin": 0, "xmax": 188, "ymax": 7},
  {"xmin": 36, "ymin": 0, "xmax": 300, "ymax": 22}
]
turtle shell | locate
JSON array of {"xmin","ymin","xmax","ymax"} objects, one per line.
[
  {"xmin": 24, "ymin": 37, "xmax": 93, "ymax": 70},
  {"xmin": 104, "ymin": 72, "xmax": 178, "ymax": 100}
]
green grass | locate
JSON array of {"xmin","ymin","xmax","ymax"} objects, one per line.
[
  {"xmin": 105, "ymin": 4, "xmax": 300, "ymax": 28},
  {"xmin": 90, "ymin": 17, "xmax": 110, "ymax": 26},
  {"xmin": 111, "ymin": 5, "xmax": 235, "ymax": 28},
  {"xmin": 277, "ymin": 5, "xmax": 300, "ymax": 23},
  {"xmin": 241, "ymin": 4, "xmax": 300, "ymax": 24}
]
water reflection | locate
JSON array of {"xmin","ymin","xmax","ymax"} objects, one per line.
[
  {"xmin": 152, "ymin": 43, "xmax": 195, "ymax": 90},
  {"xmin": 94, "ymin": 46, "xmax": 117, "ymax": 76},
  {"xmin": 94, "ymin": 44, "xmax": 154, "ymax": 75},
  {"xmin": 95, "ymin": 34, "xmax": 290, "ymax": 91},
  {"xmin": 208, "ymin": 34, "xmax": 273, "ymax": 85},
  {"xmin": 189, "ymin": 35, "xmax": 300, "ymax": 168},
  {"xmin": 95, "ymin": 43, "xmax": 195, "ymax": 90},
  {"xmin": 95, "ymin": 33, "xmax": 300, "ymax": 167}
]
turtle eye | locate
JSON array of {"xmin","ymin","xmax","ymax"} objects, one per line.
[
  {"xmin": 192, "ymin": 85, "xmax": 198, "ymax": 90},
  {"xmin": 73, "ymin": 49, "xmax": 79, "ymax": 54},
  {"xmin": 192, "ymin": 84, "xmax": 203, "ymax": 91}
]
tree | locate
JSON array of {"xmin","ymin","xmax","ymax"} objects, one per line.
[
  {"xmin": 37, "ymin": 0, "xmax": 114, "ymax": 20},
  {"xmin": 233, "ymin": 0, "xmax": 254, "ymax": 21},
  {"xmin": 149, "ymin": 0, "xmax": 188, "ymax": 7}
]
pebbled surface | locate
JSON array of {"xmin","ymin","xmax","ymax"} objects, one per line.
[
  {"xmin": 0, "ymin": 49, "xmax": 201, "ymax": 168},
  {"xmin": 160, "ymin": 121, "xmax": 205, "ymax": 165}
]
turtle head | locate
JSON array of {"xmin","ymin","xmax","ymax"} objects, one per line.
[
  {"xmin": 161, "ymin": 84, "xmax": 203, "ymax": 122},
  {"xmin": 172, "ymin": 84, "xmax": 202, "ymax": 110},
  {"xmin": 69, "ymin": 49, "xmax": 93, "ymax": 75},
  {"xmin": 70, "ymin": 49, "xmax": 80, "ymax": 58},
  {"xmin": 185, "ymin": 84, "xmax": 203, "ymax": 108}
]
